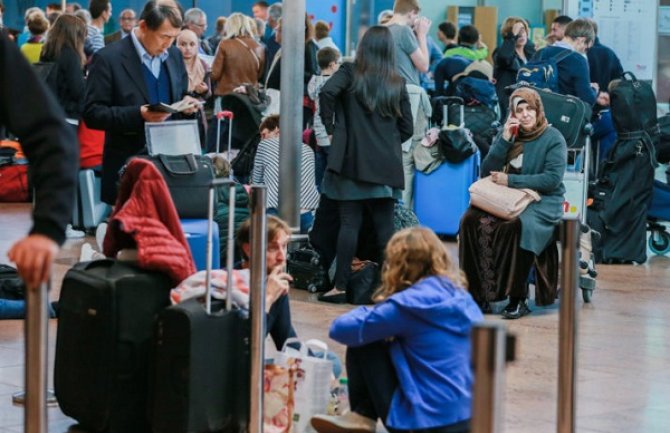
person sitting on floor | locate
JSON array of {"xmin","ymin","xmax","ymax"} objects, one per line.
[
  {"xmin": 251, "ymin": 114, "xmax": 320, "ymax": 233},
  {"xmin": 311, "ymin": 227, "xmax": 482, "ymax": 433}
]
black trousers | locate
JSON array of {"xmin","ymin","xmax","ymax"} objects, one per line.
[
  {"xmin": 346, "ymin": 341, "xmax": 471, "ymax": 433},
  {"xmin": 333, "ymin": 198, "xmax": 395, "ymax": 290},
  {"xmin": 266, "ymin": 294, "xmax": 297, "ymax": 350}
]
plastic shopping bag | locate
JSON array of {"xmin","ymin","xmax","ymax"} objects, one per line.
[{"xmin": 277, "ymin": 338, "xmax": 333, "ymax": 433}]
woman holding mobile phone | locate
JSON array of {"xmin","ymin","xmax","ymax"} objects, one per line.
[{"xmin": 459, "ymin": 87, "xmax": 567, "ymax": 319}]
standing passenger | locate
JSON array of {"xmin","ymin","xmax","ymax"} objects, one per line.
[
  {"xmin": 84, "ymin": 0, "xmax": 200, "ymax": 204},
  {"xmin": 317, "ymin": 26, "xmax": 413, "ymax": 303}
]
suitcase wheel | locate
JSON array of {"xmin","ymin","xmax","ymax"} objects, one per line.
[
  {"xmin": 308, "ymin": 283, "xmax": 318, "ymax": 293},
  {"xmin": 310, "ymin": 257, "xmax": 320, "ymax": 267}
]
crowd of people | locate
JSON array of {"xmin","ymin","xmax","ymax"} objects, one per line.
[{"xmin": 0, "ymin": 0, "xmax": 645, "ymax": 432}]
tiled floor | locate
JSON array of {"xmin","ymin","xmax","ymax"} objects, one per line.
[{"xmin": 1, "ymin": 203, "xmax": 670, "ymax": 432}]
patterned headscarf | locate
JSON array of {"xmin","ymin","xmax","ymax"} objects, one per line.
[{"xmin": 506, "ymin": 87, "xmax": 549, "ymax": 162}]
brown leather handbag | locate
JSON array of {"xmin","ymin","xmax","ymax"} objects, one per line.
[{"xmin": 469, "ymin": 176, "xmax": 541, "ymax": 220}]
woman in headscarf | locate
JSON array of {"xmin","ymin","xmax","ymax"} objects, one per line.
[
  {"xmin": 459, "ymin": 87, "xmax": 567, "ymax": 319},
  {"xmin": 176, "ymin": 29, "xmax": 211, "ymax": 147}
]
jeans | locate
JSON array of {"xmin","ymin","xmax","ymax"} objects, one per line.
[{"xmin": 314, "ymin": 146, "xmax": 330, "ymax": 192}]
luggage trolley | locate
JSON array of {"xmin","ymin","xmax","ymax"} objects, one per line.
[{"xmin": 562, "ymin": 125, "xmax": 598, "ymax": 303}]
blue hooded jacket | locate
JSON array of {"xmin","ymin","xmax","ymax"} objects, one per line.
[{"xmin": 329, "ymin": 275, "xmax": 483, "ymax": 429}]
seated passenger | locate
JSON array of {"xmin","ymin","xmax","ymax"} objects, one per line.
[
  {"xmin": 459, "ymin": 88, "xmax": 567, "ymax": 318},
  {"xmin": 310, "ymin": 227, "xmax": 482, "ymax": 433},
  {"xmin": 250, "ymin": 114, "xmax": 320, "ymax": 233},
  {"xmin": 236, "ymin": 215, "xmax": 297, "ymax": 350}
]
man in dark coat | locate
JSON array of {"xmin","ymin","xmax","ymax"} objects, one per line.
[
  {"xmin": 586, "ymin": 20, "xmax": 623, "ymax": 92},
  {"xmin": 1, "ymin": 32, "xmax": 78, "ymax": 287},
  {"xmin": 84, "ymin": 0, "xmax": 199, "ymax": 204}
]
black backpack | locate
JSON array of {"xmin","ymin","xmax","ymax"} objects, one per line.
[{"xmin": 609, "ymin": 72, "xmax": 658, "ymax": 136}]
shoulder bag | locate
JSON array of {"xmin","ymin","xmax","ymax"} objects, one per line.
[{"xmin": 469, "ymin": 176, "xmax": 541, "ymax": 220}]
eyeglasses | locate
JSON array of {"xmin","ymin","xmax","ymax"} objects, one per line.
[
  {"xmin": 120, "ymin": 17, "xmax": 135, "ymax": 21},
  {"xmin": 192, "ymin": 22, "xmax": 206, "ymax": 28}
]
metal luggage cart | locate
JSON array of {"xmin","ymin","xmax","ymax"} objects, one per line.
[{"xmin": 562, "ymin": 130, "xmax": 598, "ymax": 303}]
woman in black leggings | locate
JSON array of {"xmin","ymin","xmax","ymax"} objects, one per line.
[{"xmin": 317, "ymin": 26, "xmax": 413, "ymax": 303}]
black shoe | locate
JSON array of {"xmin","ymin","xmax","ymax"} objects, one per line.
[{"xmin": 502, "ymin": 300, "xmax": 530, "ymax": 319}]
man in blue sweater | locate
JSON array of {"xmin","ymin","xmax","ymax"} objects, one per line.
[{"xmin": 535, "ymin": 18, "xmax": 598, "ymax": 105}]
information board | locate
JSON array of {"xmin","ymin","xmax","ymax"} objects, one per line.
[{"xmin": 567, "ymin": 0, "xmax": 658, "ymax": 81}]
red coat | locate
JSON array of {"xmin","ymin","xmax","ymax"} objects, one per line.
[{"xmin": 103, "ymin": 158, "xmax": 196, "ymax": 284}]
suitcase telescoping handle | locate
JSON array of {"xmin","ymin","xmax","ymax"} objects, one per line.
[
  {"xmin": 206, "ymin": 178, "xmax": 236, "ymax": 314},
  {"xmin": 442, "ymin": 96, "xmax": 465, "ymax": 129},
  {"xmin": 215, "ymin": 110, "xmax": 234, "ymax": 154}
]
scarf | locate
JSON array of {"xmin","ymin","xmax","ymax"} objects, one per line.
[
  {"xmin": 184, "ymin": 56, "xmax": 206, "ymax": 93},
  {"xmin": 506, "ymin": 87, "xmax": 549, "ymax": 163}
]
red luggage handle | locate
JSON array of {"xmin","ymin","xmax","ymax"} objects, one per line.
[{"xmin": 216, "ymin": 110, "xmax": 234, "ymax": 120}]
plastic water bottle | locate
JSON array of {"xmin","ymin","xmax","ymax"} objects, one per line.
[{"xmin": 327, "ymin": 377, "xmax": 350, "ymax": 415}]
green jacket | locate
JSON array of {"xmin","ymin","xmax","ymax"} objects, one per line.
[
  {"xmin": 214, "ymin": 182, "xmax": 249, "ymax": 266},
  {"xmin": 444, "ymin": 45, "xmax": 488, "ymax": 61},
  {"xmin": 482, "ymin": 127, "xmax": 567, "ymax": 255}
]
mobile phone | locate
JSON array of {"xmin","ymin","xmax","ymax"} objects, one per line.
[{"xmin": 510, "ymin": 124, "xmax": 519, "ymax": 138}]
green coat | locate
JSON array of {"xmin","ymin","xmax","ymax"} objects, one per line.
[
  {"xmin": 482, "ymin": 127, "xmax": 567, "ymax": 255},
  {"xmin": 214, "ymin": 182, "xmax": 249, "ymax": 266}
]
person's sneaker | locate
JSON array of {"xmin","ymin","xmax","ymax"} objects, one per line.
[
  {"xmin": 79, "ymin": 243, "xmax": 106, "ymax": 262},
  {"xmin": 95, "ymin": 222, "xmax": 108, "ymax": 251},
  {"xmin": 311, "ymin": 412, "xmax": 376, "ymax": 433},
  {"xmin": 65, "ymin": 224, "xmax": 85, "ymax": 239},
  {"xmin": 502, "ymin": 299, "xmax": 531, "ymax": 319}
]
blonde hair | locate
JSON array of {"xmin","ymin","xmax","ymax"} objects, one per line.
[
  {"xmin": 393, "ymin": 0, "xmax": 420, "ymax": 15},
  {"xmin": 224, "ymin": 12, "xmax": 255, "ymax": 39},
  {"xmin": 500, "ymin": 16, "xmax": 529, "ymax": 38},
  {"xmin": 374, "ymin": 227, "xmax": 467, "ymax": 302}
]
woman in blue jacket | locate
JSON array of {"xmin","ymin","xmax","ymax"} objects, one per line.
[{"xmin": 311, "ymin": 227, "xmax": 483, "ymax": 433}]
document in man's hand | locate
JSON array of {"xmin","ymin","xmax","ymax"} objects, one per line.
[{"xmin": 147, "ymin": 100, "xmax": 199, "ymax": 113}]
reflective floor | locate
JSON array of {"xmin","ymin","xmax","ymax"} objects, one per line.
[{"xmin": 0, "ymin": 203, "xmax": 669, "ymax": 432}]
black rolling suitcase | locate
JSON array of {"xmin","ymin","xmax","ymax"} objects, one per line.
[
  {"xmin": 507, "ymin": 83, "xmax": 592, "ymax": 149},
  {"xmin": 54, "ymin": 260, "xmax": 172, "ymax": 433},
  {"xmin": 151, "ymin": 177, "xmax": 250, "ymax": 433},
  {"xmin": 287, "ymin": 246, "xmax": 330, "ymax": 293}
]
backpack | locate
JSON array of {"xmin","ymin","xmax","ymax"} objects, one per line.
[
  {"xmin": 609, "ymin": 72, "xmax": 658, "ymax": 136},
  {"xmin": 516, "ymin": 49, "xmax": 572, "ymax": 92},
  {"xmin": 453, "ymin": 76, "xmax": 498, "ymax": 110}
]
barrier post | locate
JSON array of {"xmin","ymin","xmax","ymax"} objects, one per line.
[
  {"xmin": 23, "ymin": 282, "xmax": 49, "ymax": 433},
  {"xmin": 557, "ymin": 217, "xmax": 580, "ymax": 433},
  {"xmin": 471, "ymin": 323, "xmax": 515, "ymax": 433},
  {"xmin": 248, "ymin": 186, "xmax": 267, "ymax": 433}
]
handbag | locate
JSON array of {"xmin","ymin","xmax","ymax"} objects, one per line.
[
  {"xmin": 141, "ymin": 154, "xmax": 215, "ymax": 218},
  {"xmin": 346, "ymin": 260, "xmax": 379, "ymax": 305},
  {"xmin": 469, "ymin": 176, "xmax": 541, "ymax": 220},
  {"xmin": 277, "ymin": 338, "xmax": 333, "ymax": 433},
  {"xmin": 437, "ymin": 126, "xmax": 478, "ymax": 164}
]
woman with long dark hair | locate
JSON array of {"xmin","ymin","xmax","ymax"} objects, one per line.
[
  {"xmin": 317, "ymin": 26, "xmax": 413, "ymax": 303},
  {"xmin": 40, "ymin": 14, "xmax": 87, "ymax": 129}
]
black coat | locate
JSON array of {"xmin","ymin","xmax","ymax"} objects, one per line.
[
  {"xmin": 319, "ymin": 62, "xmax": 413, "ymax": 189},
  {"xmin": 83, "ymin": 36, "xmax": 188, "ymax": 204},
  {"xmin": 587, "ymin": 37, "xmax": 623, "ymax": 92},
  {"xmin": 0, "ymin": 33, "xmax": 78, "ymax": 245},
  {"xmin": 493, "ymin": 36, "xmax": 536, "ymax": 117},
  {"xmin": 41, "ymin": 45, "xmax": 85, "ymax": 119}
]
